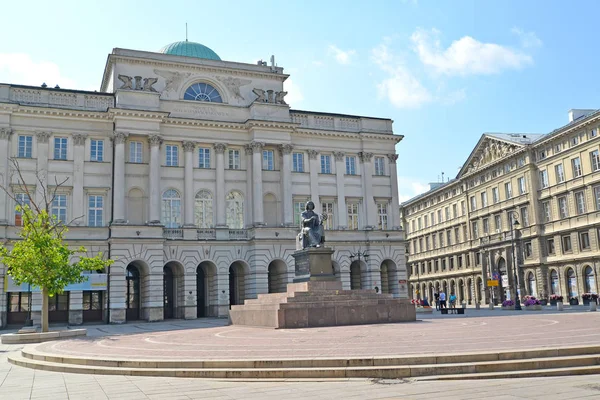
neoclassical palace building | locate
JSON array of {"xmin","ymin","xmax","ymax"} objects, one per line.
[
  {"xmin": 0, "ymin": 41, "xmax": 407, "ymax": 327},
  {"xmin": 402, "ymin": 109, "xmax": 600, "ymax": 305}
]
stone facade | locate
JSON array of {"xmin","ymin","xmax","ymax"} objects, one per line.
[
  {"xmin": 402, "ymin": 110, "xmax": 600, "ymax": 305},
  {"xmin": 0, "ymin": 44, "xmax": 407, "ymax": 327}
]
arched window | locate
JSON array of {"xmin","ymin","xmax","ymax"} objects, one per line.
[
  {"xmin": 567, "ymin": 268, "xmax": 577, "ymax": 298},
  {"xmin": 184, "ymin": 82, "xmax": 222, "ymax": 103},
  {"xmin": 195, "ymin": 190, "xmax": 213, "ymax": 228},
  {"xmin": 527, "ymin": 272, "xmax": 536, "ymax": 297},
  {"xmin": 161, "ymin": 189, "xmax": 181, "ymax": 228},
  {"xmin": 550, "ymin": 269, "xmax": 559, "ymax": 294},
  {"xmin": 226, "ymin": 191, "xmax": 244, "ymax": 229},
  {"xmin": 584, "ymin": 266, "xmax": 596, "ymax": 293}
]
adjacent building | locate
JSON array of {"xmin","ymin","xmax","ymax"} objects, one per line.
[
  {"xmin": 0, "ymin": 41, "xmax": 407, "ymax": 327},
  {"xmin": 402, "ymin": 109, "xmax": 600, "ymax": 305}
]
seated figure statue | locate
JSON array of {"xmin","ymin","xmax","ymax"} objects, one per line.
[{"xmin": 299, "ymin": 201, "xmax": 327, "ymax": 249}]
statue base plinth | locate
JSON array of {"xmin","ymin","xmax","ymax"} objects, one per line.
[{"xmin": 291, "ymin": 247, "xmax": 335, "ymax": 282}]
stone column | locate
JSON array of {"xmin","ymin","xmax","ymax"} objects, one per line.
[
  {"xmin": 279, "ymin": 144, "xmax": 294, "ymax": 226},
  {"xmin": 359, "ymin": 152, "xmax": 376, "ymax": 229},
  {"xmin": 72, "ymin": 134, "xmax": 86, "ymax": 225},
  {"xmin": 214, "ymin": 143, "xmax": 227, "ymax": 227},
  {"xmin": 333, "ymin": 151, "xmax": 347, "ymax": 229},
  {"xmin": 35, "ymin": 131, "xmax": 51, "ymax": 206},
  {"xmin": 244, "ymin": 144, "xmax": 254, "ymax": 227},
  {"xmin": 183, "ymin": 141, "xmax": 196, "ymax": 227},
  {"xmin": 0, "ymin": 128, "xmax": 13, "ymax": 225},
  {"xmin": 148, "ymin": 135, "xmax": 163, "ymax": 224},
  {"xmin": 251, "ymin": 141, "xmax": 265, "ymax": 225},
  {"xmin": 388, "ymin": 153, "xmax": 400, "ymax": 229},
  {"xmin": 112, "ymin": 131, "xmax": 128, "ymax": 224},
  {"xmin": 307, "ymin": 150, "xmax": 320, "ymax": 213}
]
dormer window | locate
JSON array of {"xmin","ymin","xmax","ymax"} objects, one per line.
[{"xmin": 184, "ymin": 82, "xmax": 222, "ymax": 103}]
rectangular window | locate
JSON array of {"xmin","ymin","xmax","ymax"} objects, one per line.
[
  {"xmin": 424, "ymin": 215, "xmax": 428, "ymax": 228},
  {"xmin": 571, "ymin": 136, "xmax": 579, "ymax": 147},
  {"xmin": 461, "ymin": 201, "xmax": 466, "ymax": 216},
  {"xmin": 442, "ymin": 259, "xmax": 446, "ymax": 270},
  {"xmin": 470, "ymin": 196, "xmax": 476, "ymax": 211},
  {"xmin": 458, "ymin": 255, "xmax": 463, "ymax": 268},
  {"xmin": 590, "ymin": 150, "xmax": 600, "ymax": 172},
  {"xmin": 54, "ymin": 137, "xmax": 68, "ymax": 160},
  {"xmin": 437, "ymin": 209, "xmax": 442, "ymax": 222},
  {"xmin": 591, "ymin": 128, "xmax": 598, "ymax": 138},
  {"xmin": 377, "ymin": 203, "xmax": 388, "ymax": 230},
  {"xmin": 439, "ymin": 232, "xmax": 444, "ymax": 247},
  {"xmin": 505, "ymin": 182, "xmax": 512, "ymax": 199},
  {"xmin": 494, "ymin": 214, "xmax": 502, "ymax": 232},
  {"xmin": 90, "ymin": 139, "xmax": 104, "ymax": 162},
  {"xmin": 558, "ymin": 196, "xmax": 569, "ymax": 219},
  {"xmin": 293, "ymin": 201, "xmax": 305, "ymax": 227},
  {"xmin": 580, "ymin": 232, "xmax": 591, "ymax": 250},
  {"xmin": 262, "ymin": 150, "xmax": 274, "ymax": 170},
  {"xmin": 540, "ymin": 170, "xmax": 549, "ymax": 188},
  {"xmin": 129, "ymin": 141, "xmax": 142, "ymax": 163},
  {"xmin": 449, "ymin": 257, "xmax": 454, "ymax": 270},
  {"xmin": 446, "ymin": 230, "xmax": 452, "ymax": 246},
  {"xmin": 14, "ymin": 193, "xmax": 31, "ymax": 226},
  {"xmin": 520, "ymin": 206, "xmax": 529, "ymax": 226},
  {"xmin": 374, "ymin": 157, "xmax": 385, "ymax": 176},
  {"xmin": 18, "ymin": 135, "xmax": 33, "ymax": 158},
  {"xmin": 575, "ymin": 191, "xmax": 586, "ymax": 215},
  {"xmin": 483, "ymin": 218, "xmax": 489, "ymax": 235},
  {"xmin": 51, "ymin": 194, "xmax": 67, "ymax": 224},
  {"xmin": 517, "ymin": 177, "xmax": 526, "ymax": 195},
  {"xmin": 445, "ymin": 207, "xmax": 450, "ymax": 220},
  {"xmin": 347, "ymin": 203, "xmax": 359, "ymax": 230},
  {"xmin": 292, "ymin": 152, "xmax": 304, "ymax": 172},
  {"xmin": 481, "ymin": 192, "xmax": 488, "ymax": 207},
  {"xmin": 472, "ymin": 221, "xmax": 479, "ymax": 239},
  {"xmin": 492, "ymin": 187, "xmax": 499, "ymax": 204},
  {"xmin": 228, "ymin": 149, "xmax": 240, "ymax": 170},
  {"xmin": 524, "ymin": 242, "xmax": 532, "ymax": 258},
  {"xmin": 555, "ymin": 164, "xmax": 565, "ymax": 183},
  {"xmin": 463, "ymin": 225, "xmax": 468, "ymax": 241},
  {"xmin": 542, "ymin": 201, "xmax": 552, "ymax": 222},
  {"xmin": 562, "ymin": 235, "xmax": 572, "ymax": 253},
  {"xmin": 198, "ymin": 147, "xmax": 210, "ymax": 168},
  {"xmin": 418, "ymin": 217, "xmax": 422, "ymax": 230},
  {"xmin": 88, "ymin": 195, "xmax": 103, "ymax": 227},
  {"xmin": 572, "ymin": 157, "xmax": 582, "ymax": 178},
  {"xmin": 320, "ymin": 155, "xmax": 331, "ymax": 174},
  {"xmin": 454, "ymin": 227, "xmax": 460, "ymax": 243},
  {"xmin": 432, "ymin": 234, "xmax": 437, "ymax": 249},
  {"xmin": 547, "ymin": 238, "xmax": 555, "ymax": 255},
  {"xmin": 452, "ymin": 204, "xmax": 457, "ymax": 218},
  {"xmin": 322, "ymin": 202, "xmax": 334, "ymax": 230},
  {"xmin": 425, "ymin": 237, "xmax": 429, "ymax": 251},
  {"xmin": 166, "ymin": 145, "xmax": 179, "ymax": 167},
  {"xmin": 345, "ymin": 156, "xmax": 356, "ymax": 175},
  {"xmin": 595, "ymin": 185, "xmax": 600, "ymax": 210}
]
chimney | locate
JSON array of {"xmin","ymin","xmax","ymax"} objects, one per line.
[{"xmin": 568, "ymin": 109, "xmax": 596, "ymax": 122}]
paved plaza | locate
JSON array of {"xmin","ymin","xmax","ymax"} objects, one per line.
[{"xmin": 1, "ymin": 308, "xmax": 600, "ymax": 399}]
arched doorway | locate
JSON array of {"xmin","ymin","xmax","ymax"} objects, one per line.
[
  {"xmin": 550, "ymin": 269, "xmax": 559, "ymax": 295},
  {"xmin": 466, "ymin": 278, "xmax": 472, "ymax": 304},
  {"xmin": 527, "ymin": 272, "xmax": 536, "ymax": 297},
  {"xmin": 442, "ymin": 280, "xmax": 448, "ymax": 295},
  {"xmin": 268, "ymin": 260, "xmax": 288, "ymax": 293},
  {"xmin": 126, "ymin": 264, "xmax": 141, "ymax": 321},
  {"xmin": 229, "ymin": 261, "xmax": 247, "ymax": 307},
  {"xmin": 163, "ymin": 265, "xmax": 175, "ymax": 319},
  {"xmin": 197, "ymin": 266, "xmax": 206, "ymax": 317},
  {"xmin": 476, "ymin": 277, "xmax": 483, "ymax": 304},
  {"xmin": 458, "ymin": 279, "xmax": 464, "ymax": 303},
  {"xmin": 584, "ymin": 266, "xmax": 596, "ymax": 293},
  {"xmin": 567, "ymin": 268, "xmax": 577, "ymax": 299},
  {"xmin": 350, "ymin": 261, "xmax": 362, "ymax": 290},
  {"xmin": 197, "ymin": 261, "xmax": 217, "ymax": 317},
  {"xmin": 428, "ymin": 283, "xmax": 434, "ymax": 302},
  {"xmin": 497, "ymin": 257, "xmax": 507, "ymax": 300}
]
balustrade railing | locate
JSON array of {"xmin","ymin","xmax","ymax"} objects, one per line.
[
  {"xmin": 197, "ymin": 229, "xmax": 216, "ymax": 240},
  {"xmin": 229, "ymin": 229, "xmax": 248, "ymax": 240},
  {"xmin": 163, "ymin": 228, "xmax": 183, "ymax": 240}
]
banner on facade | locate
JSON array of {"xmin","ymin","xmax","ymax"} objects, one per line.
[
  {"xmin": 3, "ymin": 274, "xmax": 108, "ymax": 292},
  {"xmin": 487, "ymin": 279, "xmax": 499, "ymax": 287}
]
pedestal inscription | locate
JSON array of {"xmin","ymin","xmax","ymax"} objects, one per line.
[{"xmin": 292, "ymin": 247, "xmax": 335, "ymax": 282}]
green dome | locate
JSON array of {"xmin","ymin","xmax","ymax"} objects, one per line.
[{"xmin": 159, "ymin": 41, "xmax": 221, "ymax": 61}]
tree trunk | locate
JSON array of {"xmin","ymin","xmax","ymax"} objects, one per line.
[{"xmin": 41, "ymin": 286, "xmax": 49, "ymax": 333}]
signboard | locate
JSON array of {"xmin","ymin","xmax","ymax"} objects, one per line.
[
  {"xmin": 492, "ymin": 272, "xmax": 500, "ymax": 281},
  {"xmin": 3, "ymin": 274, "xmax": 108, "ymax": 292},
  {"xmin": 487, "ymin": 279, "xmax": 499, "ymax": 287}
]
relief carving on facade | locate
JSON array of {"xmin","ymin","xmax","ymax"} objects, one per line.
[
  {"xmin": 278, "ymin": 144, "xmax": 294, "ymax": 155},
  {"xmin": 332, "ymin": 151, "xmax": 345, "ymax": 161},
  {"xmin": 387, "ymin": 153, "xmax": 399, "ymax": 164},
  {"xmin": 148, "ymin": 135, "xmax": 163, "ymax": 147},
  {"xmin": 307, "ymin": 149, "xmax": 319, "ymax": 160},
  {"xmin": 213, "ymin": 142, "xmax": 227, "ymax": 154},
  {"xmin": 117, "ymin": 75, "xmax": 158, "ymax": 92},
  {"xmin": 0, "ymin": 128, "xmax": 13, "ymax": 140},
  {"xmin": 252, "ymin": 88, "xmax": 287, "ymax": 105},
  {"xmin": 250, "ymin": 141, "xmax": 265, "ymax": 153},
  {"xmin": 215, "ymin": 76, "xmax": 251, "ymax": 100},
  {"xmin": 182, "ymin": 141, "xmax": 196, "ymax": 152},
  {"xmin": 113, "ymin": 131, "xmax": 129, "ymax": 144},
  {"xmin": 35, "ymin": 131, "xmax": 51, "ymax": 144},
  {"xmin": 72, "ymin": 134, "xmax": 87, "ymax": 146},
  {"xmin": 244, "ymin": 144, "xmax": 253, "ymax": 155},
  {"xmin": 358, "ymin": 152, "xmax": 374, "ymax": 163},
  {"xmin": 467, "ymin": 139, "xmax": 518, "ymax": 173},
  {"xmin": 153, "ymin": 69, "xmax": 192, "ymax": 96}
]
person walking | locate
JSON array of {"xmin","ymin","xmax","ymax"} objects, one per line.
[
  {"xmin": 439, "ymin": 290, "xmax": 447, "ymax": 309},
  {"xmin": 449, "ymin": 293, "xmax": 457, "ymax": 308},
  {"xmin": 434, "ymin": 292, "xmax": 440, "ymax": 310}
]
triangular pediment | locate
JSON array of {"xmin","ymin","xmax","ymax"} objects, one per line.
[{"xmin": 457, "ymin": 134, "xmax": 525, "ymax": 178}]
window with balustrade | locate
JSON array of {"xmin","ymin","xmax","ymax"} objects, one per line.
[
  {"xmin": 161, "ymin": 189, "xmax": 181, "ymax": 228},
  {"xmin": 194, "ymin": 190, "xmax": 213, "ymax": 228}
]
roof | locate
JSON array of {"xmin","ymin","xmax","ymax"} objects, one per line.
[
  {"xmin": 159, "ymin": 41, "xmax": 221, "ymax": 61},
  {"xmin": 400, "ymin": 179, "xmax": 458, "ymax": 206}
]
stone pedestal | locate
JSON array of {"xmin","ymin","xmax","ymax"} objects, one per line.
[{"xmin": 292, "ymin": 247, "xmax": 335, "ymax": 282}]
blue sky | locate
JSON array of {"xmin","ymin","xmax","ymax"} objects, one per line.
[{"xmin": 1, "ymin": 0, "xmax": 599, "ymax": 202}]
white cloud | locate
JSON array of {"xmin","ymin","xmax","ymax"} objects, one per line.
[
  {"xmin": 312, "ymin": 60, "xmax": 324, "ymax": 67},
  {"xmin": 411, "ymin": 28, "xmax": 533, "ymax": 75},
  {"xmin": 0, "ymin": 53, "xmax": 81, "ymax": 89},
  {"xmin": 328, "ymin": 45, "xmax": 356, "ymax": 65},
  {"xmin": 511, "ymin": 27, "xmax": 543, "ymax": 48},
  {"xmin": 283, "ymin": 78, "xmax": 303, "ymax": 106},
  {"xmin": 397, "ymin": 176, "xmax": 430, "ymax": 203}
]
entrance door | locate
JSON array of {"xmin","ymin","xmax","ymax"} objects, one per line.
[
  {"xmin": 49, "ymin": 293, "xmax": 69, "ymax": 323},
  {"xmin": 126, "ymin": 266, "xmax": 140, "ymax": 321},
  {"xmin": 229, "ymin": 266, "xmax": 237, "ymax": 308},
  {"xmin": 163, "ymin": 266, "xmax": 175, "ymax": 319},
  {"xmin": 197, "ymin": 267, "xmax": 206, "ymax": 317},
  {"xmin": 6, "ymin": 292, "xmax": 30, "ymax": 325},
  {"xmin": 82, "ymin": 291, "xmax": 103, "ymax": 323}
]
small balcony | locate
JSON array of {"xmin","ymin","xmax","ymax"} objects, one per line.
[
  {"xmin": 229, "ymin": 229, "xmax": 248, "ymax": 240},
  {"xmin": 163, "ymin": 228, "xmax": 184, "ymax": 240}
]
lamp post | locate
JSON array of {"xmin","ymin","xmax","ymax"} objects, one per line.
[
  {"xmin": 350, "ymin": 250, "xmax": 369, "ymax": 290},
  {"xmin": 509, "ymin": 211, "xmax": 522, "ymax": 310}
]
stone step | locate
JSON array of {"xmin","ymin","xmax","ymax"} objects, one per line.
[{"xmin": 9, "ymin": 352, "xmax": 600, "ymax": 380}]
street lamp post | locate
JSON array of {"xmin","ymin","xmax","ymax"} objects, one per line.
[
  {"xmin": 509, "ymin": 212, "xmax": 522, "ymax": 310},
  {"xmin": 350, "ymin": 250, "xmax": 369, "ymax": 290}
]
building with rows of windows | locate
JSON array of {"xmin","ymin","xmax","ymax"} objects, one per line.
[
  {"xmin": 0, "ymin": 41, "xmax": 407, "ymax": 327},
  {"xmin": 401, "ymin": 109, "xmax": 600, "ymax": 306}
]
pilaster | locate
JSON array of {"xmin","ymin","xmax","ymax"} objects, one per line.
[
  {"xmin": 307, "ymin": 150, "xmax": 320, "ymax": 213},
  {"xmin": 0, "ymin": 128, "xmax": 13, "ymax": 225},
  {"xmin": 251, "ymin": 141, "xmax": 265, "ymax": 226},
  {"xmin": 148, "ymin": 135, "xmax": 163, "ymax": 225},
  {"xmin": 333, "ymin": 151, "xmax": 347, "ymax": 229},
  {"xmin": 214, "ymin": 143, "xmax": 227, "ymax": 227},
  {"xmin": 280, "ymin": 144, "xmax": 294, "ymax": 226},
  {"xmin": 72, "ymin": 134, "xmax": 86, "ymax": 225},
  {"xmin": 112, "ymin": 131, "xmax": 128, "ymax": 224},
  {"xmin": 183, "ymin": 141, "xmax": 196, "ymax": 227}
]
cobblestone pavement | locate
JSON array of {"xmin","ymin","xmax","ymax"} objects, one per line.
[{"xmin": 28, "ymin": 309, "xmax": 600, "ymax": 360}]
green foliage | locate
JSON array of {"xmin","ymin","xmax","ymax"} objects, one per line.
[{"xmin": 0, "ymin": 205, "xmax": 113, "ymax": 296}]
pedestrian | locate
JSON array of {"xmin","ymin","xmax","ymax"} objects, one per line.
[
  {"xmin": 449, "ymin": 293, "xmax": 457, "ymax": 308},
  {"xmin": 434, "ymin": 292, "xmax": 440, "ymax": 310},
  {"xmin": 439, "ymin": 290, "xmax": 447, "ymax": 309}
]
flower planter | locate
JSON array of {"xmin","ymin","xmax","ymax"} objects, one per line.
[
  {"xmin": 525, "ymin": 305, "xmax": 542, "ymax": 311},
  {"xmin": 550, "ymin": 300, "xmax": 557, "ymax": 306},
  {"xmin": 556, "ymin": 301, "xmax": 564, "ymax": 311},
  {"xmin": 502, "ymin": 306, "xmax": 515, "ymax": 310},
  {"xmin": 583, "ymin": 299, "xmax": 590, "ymax": 306},
  {"xmin": 540, "ymin": 300, "xmax": 548, "ymax": 306},
  {"xmin": 569, "ymin": 298, "xmax": 579, "ymax": 306}
]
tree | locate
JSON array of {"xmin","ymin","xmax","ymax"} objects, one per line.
[{"xmin": 0, "ymin": 159, "xmax": 113, "ymax": 332}]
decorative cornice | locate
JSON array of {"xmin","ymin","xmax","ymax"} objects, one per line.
[
  {"xmin": 12, "ymin": 106, "xmax": 111, "ymax": 120},
  {"xmin": 278, "ymin": 144, "xmax": 294, "ymax": 155},
  {"xmin": 182, "ymin": 141, "xmax": 196, "ymax": 152},
  {"xmin": 358, "ymin": 151, "xmax": 374, "ymax": 163},
  {"xmin": 213, "ymin": 143, "xmax": 227, "ymax": 154},
  {"xmin": 163, "ymin": 118, "xmax": 246, "ymax": 130},
  {"xmin": 113, "ymin": 131, "xmax": 129, "ymax": 144},
  {"xmin": 35, "ymin": 131, "xmax": 51, "ymax": 143},
  {"xmin": 108, "ymin": 108, "xmax": 169, "ymax": 121},
  {"xmin": 72, "ymin": 133, "xmax": 87, "ymax": 146},
  {"xmin": 307, "ymin": 149, "xmax": 319, "ymax": 160},
  {"xmin": 148, "ymin": 135, "xmax": 163, "ymax": 147},
  {"xmin": 0, "ymin": 128, "xmax": 13, "ymax": 140},
  {"xmin": 387, "ymin": 154, "xmax": 399, "ymax": 164},
  {"xmin": 245, "ymin": 120, "xmax": 297, "ymax": 131},
  {"xmin": 250, "ymin": 141, "xmax": 265, "ymax": 153},
  {"xmin": 332, "ymin": 151, "xmax": 345, "ymax": 162}
]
